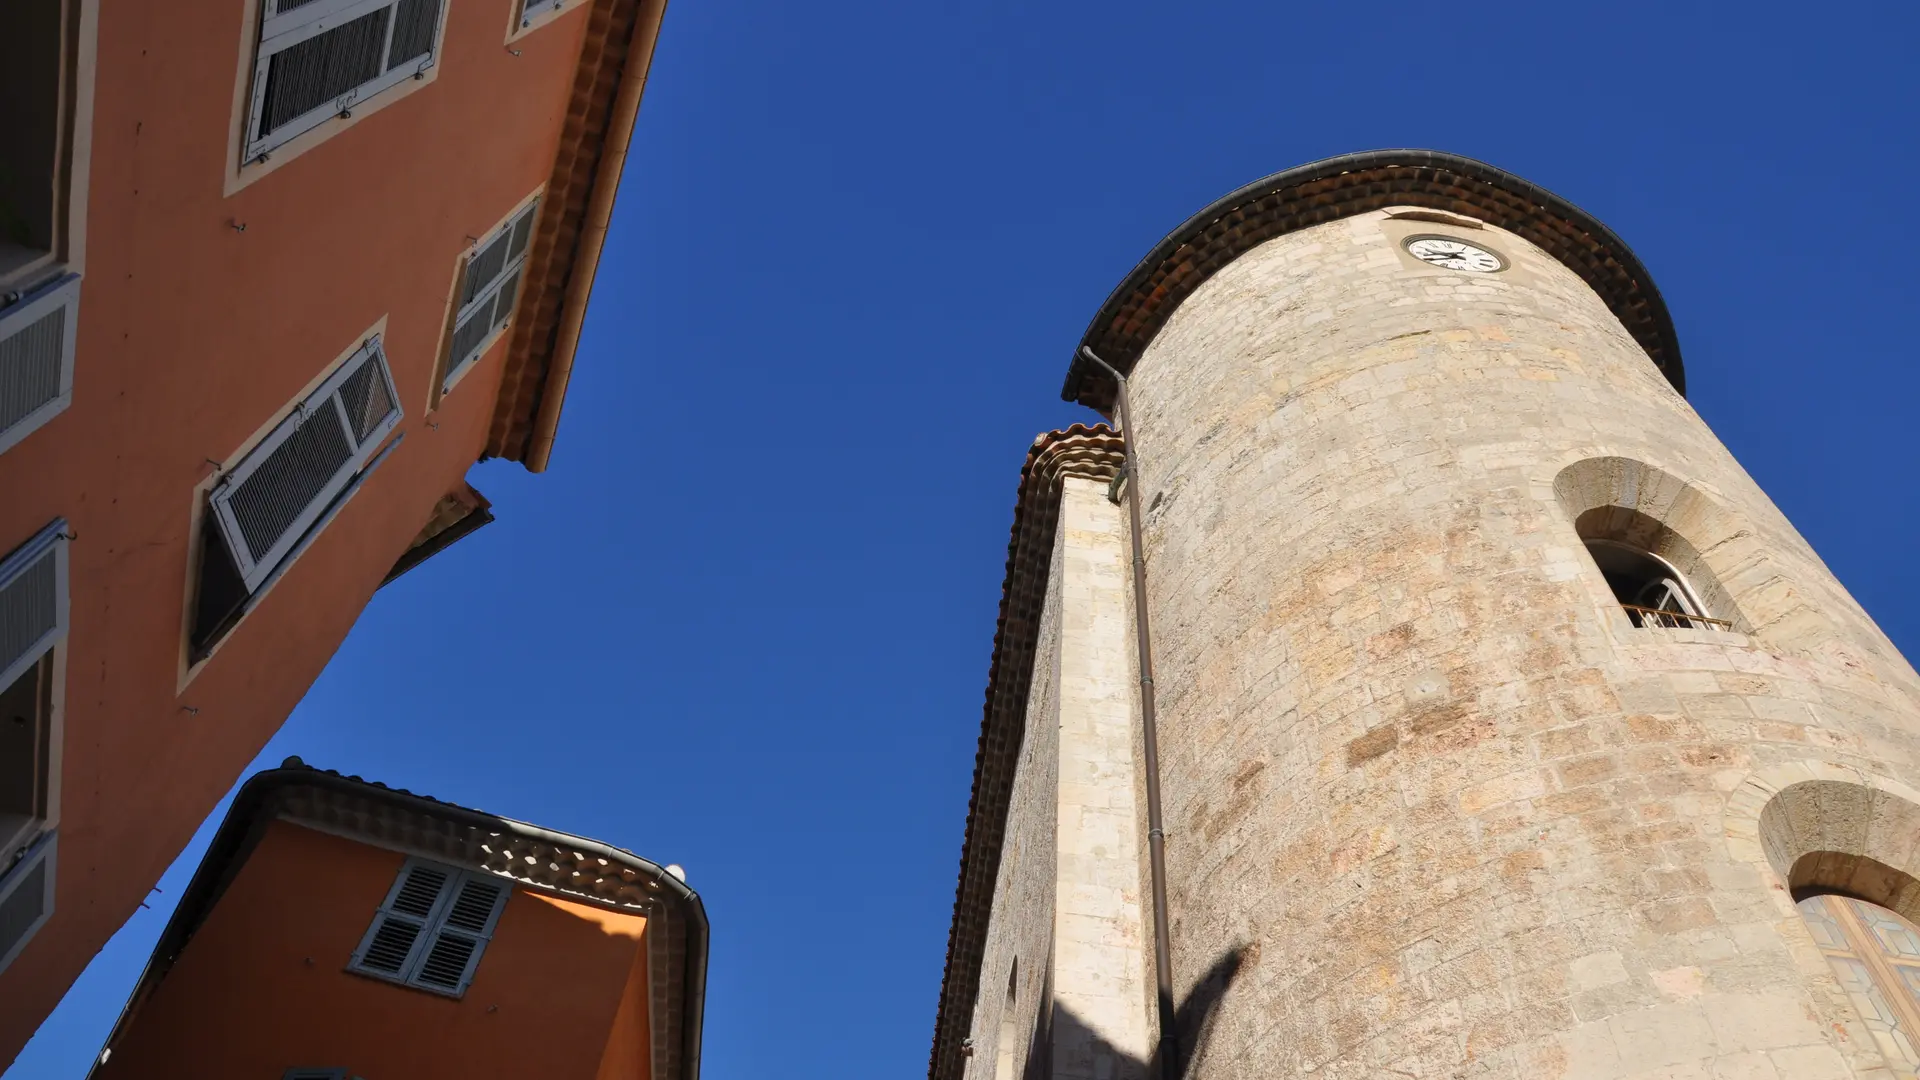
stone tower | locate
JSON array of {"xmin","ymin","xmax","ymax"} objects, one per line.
[{"xmin": 931, "ymin": 151, "xmax": 1920, "ymax": 1080}]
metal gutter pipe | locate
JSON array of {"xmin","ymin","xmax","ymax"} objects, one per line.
[{"xmin": 1081, "ymin": 345, "xmax": 1179, "ymax": 1080}]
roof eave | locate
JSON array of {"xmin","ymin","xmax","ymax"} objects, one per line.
[
  {"xmin": 486, "ymin": 0, "xmax": 671, "ymax": 469},
  {"xmin": 1064, "ymin": 149, "xmax": 1685, "ymax": 412}
]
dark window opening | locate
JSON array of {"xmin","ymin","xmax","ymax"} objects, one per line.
[
  {"xmin": 189, "ymin": 522, "xmax": 250, "ymax": 660},
  {"xmin": 0, "ymin": 0, "xmax": 66, "ymax": 283},
  {"xmin": 994, "ymin": 960, "xmax": 1019, "ymax": 1080},
  {"xmin": 0, "ymin": 654, "xmax": 51, "ymax": 865},
  {"xmin": 1585, "ymin": 539, "xmax": 1726, "ymax": 631}
]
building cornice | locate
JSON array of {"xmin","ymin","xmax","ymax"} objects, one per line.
[
  {"xmin": 1063, "ymin": 149, "xmax": 1685, "ymax": 411},
  {"xmin": 486, "ymin": 0, "xmax": 669, "ymax": 469},
  {"xmin": 928, "ymin": 425, "xmax": 1126, "ymax": 1080},
  {"xmin": 90, "ymin": 762, "xmax": 708, "ymax": 1080}
]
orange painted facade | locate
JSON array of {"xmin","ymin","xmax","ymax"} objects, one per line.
[
  {"xmin": 0, "ymin": 0, "xmax": 667, "ymax": 1062},
  {"xmin": 96, "ymin": 821, "xmax": 655, "ymax": 1079}
]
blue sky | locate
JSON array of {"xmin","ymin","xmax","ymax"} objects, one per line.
[{"xmin": 12, "ymin": 1, "xmax": 1920, "ymax": 1076}]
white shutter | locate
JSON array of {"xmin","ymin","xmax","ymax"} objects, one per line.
[
  {"xmin": 408, "ymin": 873, "xmax": 508, "ymax": 995},
  {"xmin": 0, "ymin": 832, "xmax": 56, "ymax": 976},
  {"xmin": 243, "ymin": 0, "xmax": 446, "ymax": 162},
  {"xmin": 0, "ymin": 521, "xmax": 69, "ymax": 694},
  {"xmin": 519, "ymin": 0, "xmax": 565, "ymax": 27},
  {"xmin": 210, "ymin": 337, "xmax": 400, "ymax": 591},
  {"xmin": 0, "ymin": 275, "xmax": 80, "ymax": 458},
  {"xmin": 443, "ymin": 200, "xmax": 539, "ymax": 393}
]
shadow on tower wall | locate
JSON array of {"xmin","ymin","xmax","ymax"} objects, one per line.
[{"xmin": 1033, "ymin": 945, "xmax": 1247, "ymax": 1080}]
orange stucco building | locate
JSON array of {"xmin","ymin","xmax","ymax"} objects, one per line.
[
  {"xmin": 0, "ymin": 0, "xmax": 668, "ymax": 1062},
  {"xmin": 90, "ymin": 761, "xmax": 708, "ymax": 1079}
]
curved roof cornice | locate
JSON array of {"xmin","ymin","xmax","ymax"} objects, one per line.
[
  {"xmin": 89, "ymin": 762, "xmax": 708, "ymax": 1080},
  {"xmin": 1062, "ymin": 149, "xmax": 1685, "ymax": 409}
]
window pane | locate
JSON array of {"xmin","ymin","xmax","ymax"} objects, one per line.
[{"xmin": 1797, "ymin": 894, "xmax": 1920, "ymax": 1077}]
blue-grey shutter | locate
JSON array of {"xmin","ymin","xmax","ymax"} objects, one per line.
[
  {"xmin": 348, "ymin": 860, "xmax": 452, "ymax": 980},
  {"xmin": 0, "ymin": 832, "xmax": 56, "ymax": 975},
  {"xmin": 408, "ymin": 872, "xmax": 508, "ymax": 996},
  {"xmin": 244, "ymin": 0, "xmax": 445, "ymax": 161},
  {"xmin": 349, "ymin": 859, "xmax": 508, "ymax": 998},
  {"xmin": 443, "ymin": 200, "xmax": 539, "ymax": 393},
  {"xmin": 0, "ymin": 275, "xmax": 80, "ymax": 459},
  {"xmin": 210, "ymin": 338, "xmax": 400, "ymax": 591},
  {"xmin": 519, "ymin": 0, "xmax": 565, "ymax": 27},
  {"xmin": 0, "ymin": 521, "xmax": 69, "ymax": 694}
]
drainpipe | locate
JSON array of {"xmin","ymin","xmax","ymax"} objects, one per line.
[{"xmin": 1080, "ymin": 345, "xmax": 1179, "ymax": 1080}]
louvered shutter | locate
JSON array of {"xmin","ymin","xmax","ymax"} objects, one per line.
[
  {"xmin": 0, "ymin": 275, "xmax": 80, "ymax": 459},
  {"xmin": 0, "ymin": 832, "xmax": 56, "ymax": 975},
  {"xmin": 519, "ymin": 0, "xmax": 564, "ymax": 27},
  {"xmin": 244, "ymin": 0, "xmax": 447, "ymax": 161},
  {"xmin": 443, "ymin": 200, "xmax": 539, "ymax": 393},
  {"xmin": 409, "ymin": 873, "xmax": 508, "ymax": 995},
  {"xmin": 209, "ymin": 337, "xmax": 400, "ymax": 591},
  {"xmin": 349, "ymin": 859, "xmax": 510, "ymax": 997},
  {"xmin": 0, "ymin": 521, "xmax": 69, "ymax": 694},
  {"xmin": 348, "ymin": 860, "xmax": 452, "ymax": 979}
]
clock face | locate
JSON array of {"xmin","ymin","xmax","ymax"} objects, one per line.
[{"xmin": 1404, "ymin": 235, "xmax": 1506, "ymax": 273}]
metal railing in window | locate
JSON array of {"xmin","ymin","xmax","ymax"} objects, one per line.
[
  {"xmin": 243, "ymin": 0, "xmax": 447, "ymax": 163},
  {"xmin": 1620, "ymin": 603, "xmax": 1733, "ymax": 632}
]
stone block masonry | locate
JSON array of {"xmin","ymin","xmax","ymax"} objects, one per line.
[
  {"xmin": 1122, "ymin": 207, "xmax": 1920, "ymax": 1078},
  {"xmin": 933, "ymin": 155, "xmax": 1920, "ymax": 1080}
]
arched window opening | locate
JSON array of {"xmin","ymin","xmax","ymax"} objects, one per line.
[
  {"xmin": 1796, "ymin": 893, "xmax": 1920, "ymax": 1075},
  {"xmin": 1583, "ymin": 538, "xmax": 1729, "ymax": 632},
  {"xmin": 994, "ymin": 960, "xmax": 1019, "ymax": 1080}
]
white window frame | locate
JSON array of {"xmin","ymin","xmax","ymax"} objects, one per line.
[
  {"xmin": 0, "ymin": 519, "xmax": 69, "ymax": 869},
  {"xmin": 441, "ymin": 199, "xmax": 539, "ymax": 397},
  {"xmin": 347, "ymin": 857, "xmax": 510, "ymax": 998},
  {"xmin": 0, "ymin": 274, "xmax": 82, "ymax": 459},
  {"xmin": 243, "ymin": 0, "xmax": 445, "ymax": 163},
  {"xmin": 0, "ymin": 519, "xmax": 69, "ymax": 694},
  {"xmin": 1585, "ymin": 538, "xmax": 1723, "ymax": 631},
  {"xmin": 209, "ymin": 336, "xmax": 401, "ymax": 592},
  {"xmin": 0, "ymin": 831, "xmax": 56, "ymax": 977}
]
